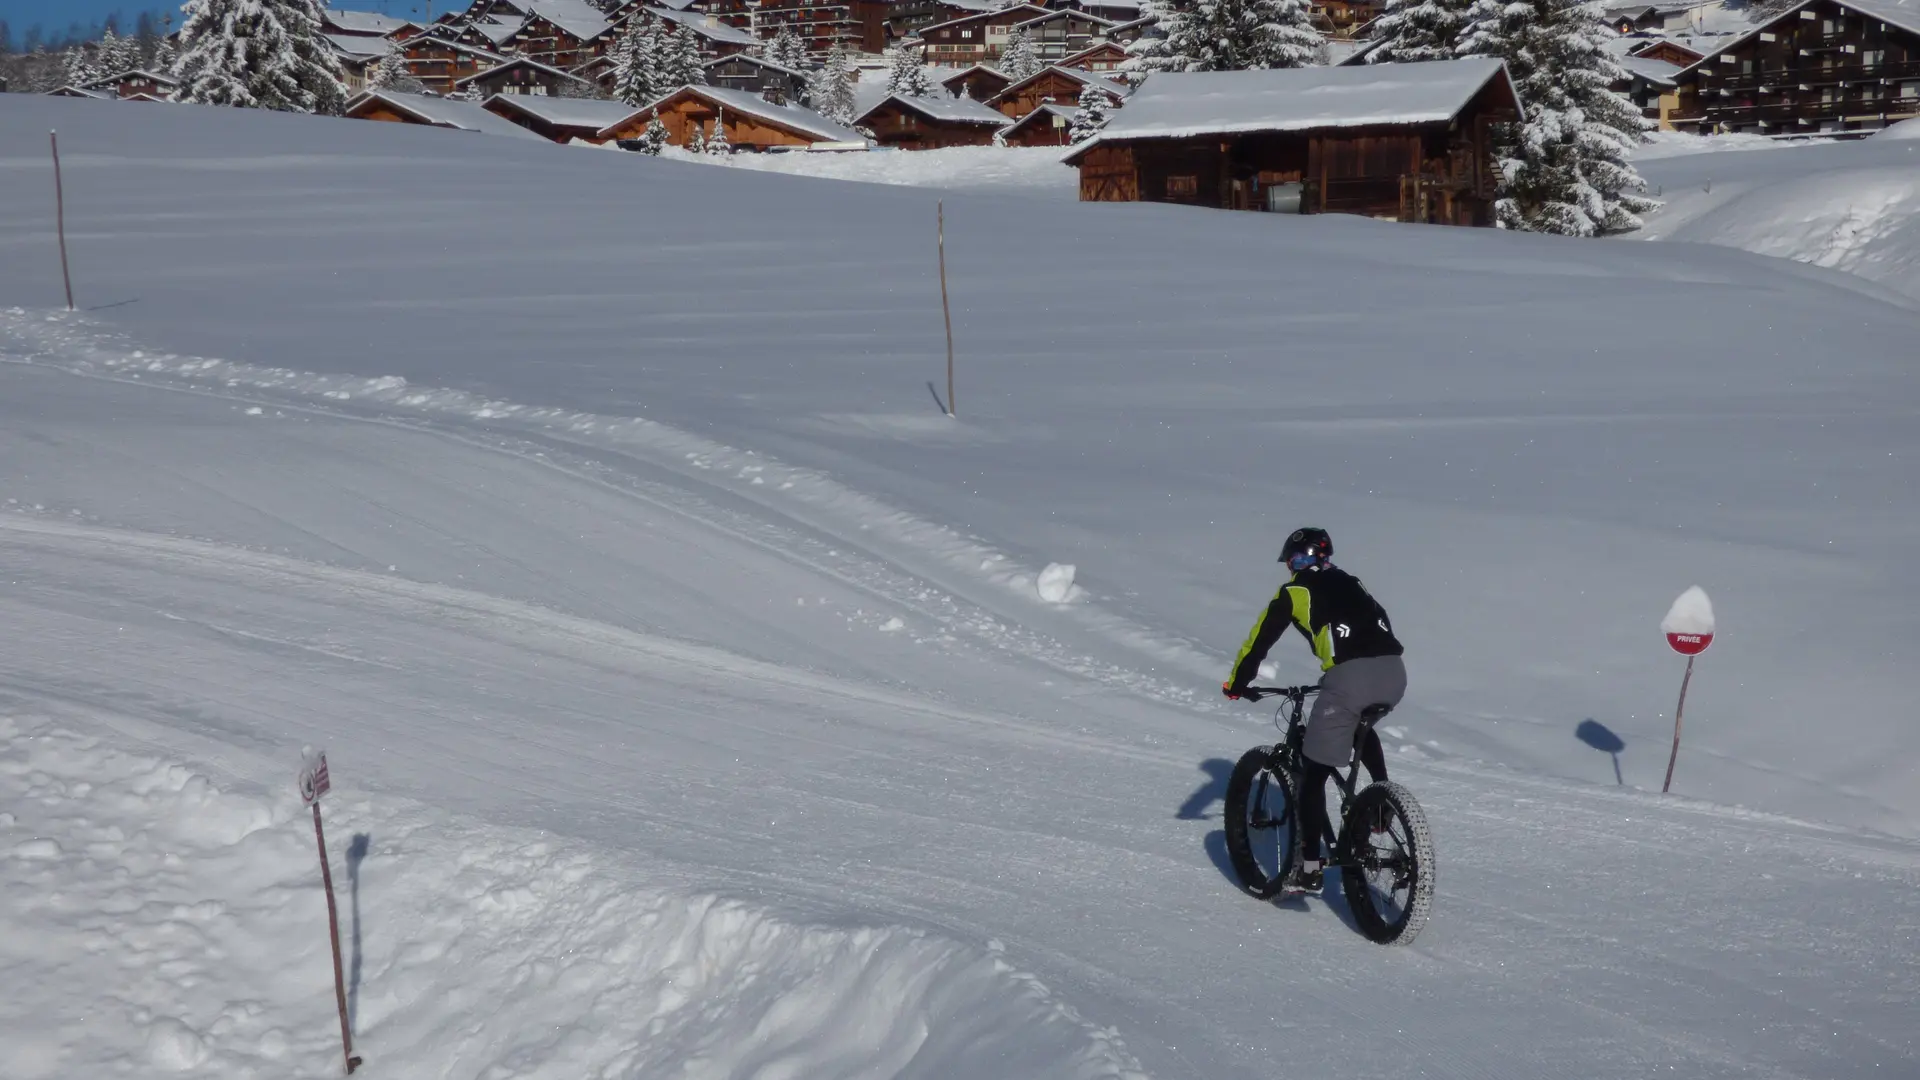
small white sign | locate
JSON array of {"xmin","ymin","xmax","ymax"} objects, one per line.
[{"xmin": 299, "ymin": 751, "xmax": 332, "ymax": 805}]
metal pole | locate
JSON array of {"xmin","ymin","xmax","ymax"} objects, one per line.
[
  {"xmin": 938, "ymin": 200, "xmax": 954, "ymax": 417},
  {"xmin": 312, "ymin": 803, "xmax": 362, "ymax": 1074},
  {"xmin": 1662, "ymin": 655, "xmax": 1695, "ymax": 794},
  {"xmin": 51, "ymin": 131, "xmax": 75, "ymax": 312}
]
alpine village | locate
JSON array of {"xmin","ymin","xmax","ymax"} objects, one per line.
[{"xmin": 6, "ymin": 0, "xmax": 1919, "ymax": 235}]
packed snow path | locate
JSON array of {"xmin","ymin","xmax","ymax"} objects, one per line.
[{"xmin": 0, "ymin": 359, "xmax": 1915, "ymax": 1079}]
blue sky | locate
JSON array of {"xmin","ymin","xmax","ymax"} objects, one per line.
[{"xmin": 0, "ymin": 1, "xmax": 443, "ymax": 38}]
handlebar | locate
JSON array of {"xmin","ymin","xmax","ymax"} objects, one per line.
[{"xmin": 1240, "ymin": 685, "xmax": 1319, "ymax": 703}]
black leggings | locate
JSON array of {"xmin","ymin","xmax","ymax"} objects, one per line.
[{"xmin": 1297, "ymin": 728, "xmax": 1387, "ymax": 863}]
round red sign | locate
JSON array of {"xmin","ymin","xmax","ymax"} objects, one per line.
[{"xmin": 1666, "ymin": 632, "xmax": 1713, "ymax": 656}]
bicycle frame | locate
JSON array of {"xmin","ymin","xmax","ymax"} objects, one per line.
[{"xmin": 1251, "ymin": 686, "xmax": 1369, "ymax": 861}]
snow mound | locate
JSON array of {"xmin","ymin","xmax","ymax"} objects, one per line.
[
  {"xmin": 1661, "ymin": 585, "xmax": 1716, "ymax": 636},
  {"xmin": 1038, "ymin": 562, "xmax": 1078, "ymax": 603},
  {"xmin": 1876, "ymin": 117, "xmax": 1920, "ymax": 141},
  {"xmin": 0, "ymin": 713, "xmax": 1144, "ymax": 1080}
]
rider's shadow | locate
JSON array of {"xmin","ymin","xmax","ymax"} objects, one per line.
[{"xmin": 1177, "ymin": 759, "xmax": 1235, "ymax": 820}]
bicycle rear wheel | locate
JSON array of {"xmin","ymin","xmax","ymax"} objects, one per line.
[
  {"xmin": 1339, "ymin": 781, "xmax": 1435, "ymax": 945},
  {"xmin": 1223, "ymin": 747, "xmax": 1296, "ymax": 900}
]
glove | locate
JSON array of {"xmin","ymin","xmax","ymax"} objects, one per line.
[{"xmin": 1222, "ymin": 682, "xmax": 1245, "ymax": 700}]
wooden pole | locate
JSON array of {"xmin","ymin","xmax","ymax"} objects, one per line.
[
  {"xmin": 51, "ymin": 131, "xmax": 75, "ymax": 312},
  {"xmin": 1662, "ymin": 655, "xmax": 1695, "ymax": 794},
  {"xmin": 312, "ymin": 803, "xmax": 362, "ymax": 1074},
  {"xmin": 938, "ymin": 200, "xmax": 954, "ymax": 417}
]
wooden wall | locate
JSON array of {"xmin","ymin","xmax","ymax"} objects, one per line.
[
  {"xmin": 601, "ymin": 95, "xmax": 824, "ymax": 150},
  {"xmin": 863, "ymin": 104, "xmax": 1000, "ymax": 148}
]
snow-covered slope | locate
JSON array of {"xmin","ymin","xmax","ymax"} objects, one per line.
[
  {"xmin": 2, "ymin": 97, "xmax": 1918, "ymax": 1078},
  {"xmin": 1638, "ymin": 136, "xmax": 1920, "ymax": 301}
]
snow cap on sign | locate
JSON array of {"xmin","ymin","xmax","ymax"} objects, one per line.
[{"xmin": 1661, "ymin": 586, "xmax": 1715, "ymax": 636}]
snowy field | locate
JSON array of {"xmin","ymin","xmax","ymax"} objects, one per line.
[
  {"xmin": 694, "ymin": 143, "xmax": 1078, "ymax": 198},
  {"xmin": 2, "ymin": 96, "xmax": 1918, "ymax": 1078}
]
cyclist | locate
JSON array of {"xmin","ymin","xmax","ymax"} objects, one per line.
[{"xmin": 1223, "ymin": 527, "xmax": 1405, "ymax": 893}]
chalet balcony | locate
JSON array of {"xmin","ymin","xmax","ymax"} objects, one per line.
[{"xmin": 1702, "ymin": 59, "xmax": 1920, "ymax": 90}]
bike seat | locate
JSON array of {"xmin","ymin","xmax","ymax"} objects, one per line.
[{"xmin": 1360, "ymin": 703, "xmax": 1394, "ymax": 725}]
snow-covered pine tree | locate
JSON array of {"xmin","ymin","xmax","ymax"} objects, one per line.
[
  {"xmin": 687, "ymin": 121, "xmax": 707, "ymax": 154},
  {"xmin": 1456, "ymin": 0, "xmax": 1656, "ymax": 235},
  {"xmin": 887, "ymin": 46, "xmax": 935, "ymax": 97},
  {"xmin": 660, "ymin": 25, "xmax": 706, "ymax": 89},
  {"xmin": 369, "ymin": 43, "xmax": 426, "ymax": 93},
  {"xmin": 173, "ymin": 0, "xmax": 345, "ymax": 114},
  {"xmin": 636, "ymin": 109, "xmax": 670, "ymax": 154},
  {"xmin": 64, "ymin": 44, "xmax": 102, "ymax": 86},
  {"xmin": 151, "ymin": 34, "xmax": 179, "ymax": 77},
  {"xmin": 614, "ymin": 16, "xmax": 666, "ymax": 105},
  {"xmin": 1123, "ymin": 0, "xmax": 1190, "ymax": 73},
  {"xmin": 766, "ymin": 26, "xmax": 809, "ymax": 70},
  {"xmin": 98, "ymin": 27, "xmax": 136, "ymax": 75},
  {"xmin": 1069, "ymin": 83, "xmax": 1118, "ymax": 142},
  {"xmin": 705, "ymin": 108, "xmax": 731, "ymax": 154},
  {"xmin": 808, "ymin": 44, "xmax": 858, "ymax": 124},
  {"xmin": 1149, "ymin": 0, "xmax": 1322, "ymax": 72},
  {"xmin": 1367, "ymin": 0, "xmax": 1476, "ymax": 63},
  {"xmin": 999, "ymin": 27, "xmax": 1042, "ymax": 79}
]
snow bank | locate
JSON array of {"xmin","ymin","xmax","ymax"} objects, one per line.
[
  {"xmin": 1877, "ymin": 117, "xmax": 1920, "ymax": 141},
  {"xmin": 0, "ymin": 712, "xmax": 1144, "ymax": 1080},
  {"xmin": 1661, "ymin": 585, "xmax": 1716, "ymax": 637},
  {"xmin": 697, "ymin": 145, "xmax": 1078, "ymax": 197},
  {"xmin": 1637, "ymin": 136, "xmax": 1920, "ymax": 301}
]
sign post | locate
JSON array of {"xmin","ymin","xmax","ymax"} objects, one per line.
[
  {"xmin": 1659, "ymin": 587, "xmax": 1716, "ymax": 794},
  {"xmin": 301, "ymin": 750, "xmax": 362, "ymax": 1075}
]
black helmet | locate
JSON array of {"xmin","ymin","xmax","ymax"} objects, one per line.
[{"xmin": 1280, "ymin": 527, "xmax": 1332, "ymax": 571}]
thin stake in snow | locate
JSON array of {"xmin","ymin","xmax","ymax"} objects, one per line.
[
  {"xmin": 1660, "ymin": 586, "xmax": 1715, "ymax": 794},
  {"xmin": 938, "ymin": 200, "xmax": 954, "ymax": 418},
  {"xmin": 300, "ymin": 750, "xmax": 362, "ymax": 1075},
  {"xmin": 51, "ymin": 131, "xmax": 74, "ymax": 312}
]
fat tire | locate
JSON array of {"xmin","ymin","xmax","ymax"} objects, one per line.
[
  {"xmin": 1223, "ymin": 747, "xmax": 1294, "ymax": 900},
  {"xmin": 1340, "ymin": 781, "xmax": 1435, "ymax": 945}
]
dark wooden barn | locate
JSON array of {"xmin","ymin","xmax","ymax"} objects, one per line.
[{"xmin": 1062, "ymin": 57, "xmax": 1521, "ymax": 226}]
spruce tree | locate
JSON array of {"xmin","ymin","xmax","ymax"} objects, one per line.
[
  {"xmin": 1124, "ymin": 0, "xmax": 1191, "ymax": 73},
  {"xmin": 999, "ymin": 27, "xmax": 1042, "ymax": 79},
  {"xmin": 1368, "ymin": 0, "xmax": 1476, "ymax": 63},
  {"xmin": 173, "ymin": 0, "xmax": 345, "ymax": 115},
  {"xmin": 808, "ymin": 44, "xmax": 858, "ymax": 124},
  {"xmin": 687, "ymin": 122, "xmax": 707, "ymax": 154},
  {"xmin": 64, "ymin": 44, "xmax": 102, "ymax": 86},
  {"xmin": 98, "ymin": 27, "xmax": 136, "ymax": 75},
  {"xmin": 766, "ymin": 26, "xmax": 809, "ymax": 69},
  {"xmin": 1069, "ymin": 83, "xmax": 1118, "ymax": 142},
  {"xmin": 659, "ymin": 25, "xmax": 706, "ymax": 89},
  {"xmin": 370, "ymin": 42, "xmax": 426, "ymax": 93},
  {"xmin": 1150, "ymin": 0, "xmax": 1322, "ymax": 72},
  {"xmin": 614, "ymin": 17, "xmax": 665, "ymax": 105},
  {"xmin": 705, "ymin": 108, "xmax": 731, "ymax": 154},
  {"xmin": 887, "ymin": 46, "xmax": 935, "ymax": 97},
  {"xmin": 1456, "ymin": 0, "xmax": 1656, "ymax": 235},
  {"xmin": 636, "ymin": 109, "xmax": 670, "ymax": 154}
]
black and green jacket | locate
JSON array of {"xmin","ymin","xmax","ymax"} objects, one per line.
[{"xmin": 1228, "ymin": 564, "xmax": 1403, "ymax": 687}]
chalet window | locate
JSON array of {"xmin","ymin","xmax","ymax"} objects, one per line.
[
  {"xmin": 962, "ymin": 29, "xmax": 974, "ymax": 38},
  {"xmin": 1902, "ymin": 81, "xmax": 1920, "ymax": 99},
  {"xmin": 1165, "ymin": 175, "xmax": 1198, "ymax": 198}
]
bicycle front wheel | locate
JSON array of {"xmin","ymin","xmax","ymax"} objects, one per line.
[
  {"xmin": 1339, "ymin": 781, "xmax": 1435, "ymax": 945},
  {"xmin": 1223, "ymin": 747, "xmax": 1296, "ymax": 900}
]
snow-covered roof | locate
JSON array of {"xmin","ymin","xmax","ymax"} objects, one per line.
[
  {"xmin": 916, "ymin": 4, "xmax": 1051, "ymax": 35},
  {"xmin": 324, "ymin": 9, "xmax": 417, "ymax": 35},
  {"xmin": 44, "ymin": 86, "xmax": 113, "ymax": 100},
  {"xmin": 643, "ymin": 8, "xmax": 761, "ymax": 47},
  {"xmin": 705, "ymin": 54, "xmax": 809, "ymax": 78},
  {"xmin": 324, "ymin": 32, "xmax": 391, "ymax": 58},
  {"xmin": 453, "ymin": 56, "xmax": 589, "ymax": 87},
  {"xmin": 521, "ymin": 0, "xmax": 614, "ymax": 41},
  {"xmin": 1003, "ymin": 102, "xmax": 1078, "ymax": 135},
  {"xmin": 470, "ymin": 18, "xmax": 524, "ymax": 45},
  {"xmin": 1619, "ymin": 55, "xmax": 1683, "ymax": 86},
  {"xmin": 991, "ymin": 65, "xmax": 1130, "ymax": 105},
  {"xmin": 82, "ymin": 69, "xmax": 181, "ymax": 89},
  {"xmin": 348, "ymin": 90, "xmax": 551, "ymax": 140},
  {"xmin": 1670, "ymin": 0, "xmax": 1920, "ymax": 76},
  {"xmin": 484, "ymin": 94, "xmax": 643, "ymax": 129},
  {"xmin": 1068, "ymin": 57, "xmax": 1517, "ymax": 157},
  {"xmin": 1014, "ymin": 7, "xmax": 1120, "ymax": 30},
  {"xmin": 858, "ymin": 93, "xmax": 1013, "ymax": 127},
  {"xmin": 601, "ymin": 85, "xmax": 866, "ymax": 143}
]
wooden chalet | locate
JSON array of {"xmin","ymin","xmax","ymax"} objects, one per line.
[
  {"xmin": 598, "ymin": 85, "xmax": 865, "ymax": 150},
  {"xmin": 1059, "ymin": 0, "xmax": 1148, "ymax": 22},
  {"xmin": 755, "ymin": 0, "xmax": 864, "ymax": 56},
  {"xmin": 999, "ymin": 102, "xmax": 1079, "ymax": 145},
  {"xmin": 705, "ymin": 55, "xmax": 813, "ymax": 104},
  {"xmin": 44, "ymin": 86, "xmax": 115, "ymax": 100},
  {"xmin": 1669, "ymin": 0, "xmax": 1920, "ymax": 134},
  {"xmin": 883, "ymin": 0, "xmax": 980, "ymax": 46},
  {"xmin": 322, "ymin": 8, "xmax": 423, "ymax": 38},
  {"xmin": 1013, "ymin": 8, "xmax": 1119, "ymax": 62},
  {"xmin": 1628, "ymin": 36, "xmax": 1708, "ymax": 66},
  {"xmin": 448, "ymin": 17, "xmax": 527, "ymax": 52},
  {"xmin": 1312, "ymin": 0, "xmax": 1384, "ymax": 37},
  {"xmin": 506, "ymin": 0, "xmax": 614, "ymax": 70},
  {"xmin": 483, "ymin": 94, "xmax": 640, "ymax": 142},
  {"xmin": 572, "ymin": 54, "xmax": 620, "ymax": 95},
  {"xmin": 1605, "ymin": 4, "xmax": 1666, "ymax": 32},
  {"xmin": 856, "ymin": 93, "xmax": 1014, "ymax": 146},
  {"xmin": 455, "ymin": 56, "xmax": 595, "ymax": 97},
  {"xmin": 915, "ymin": 5, "xmax": 1053, "ymax": 66},
  {"xmin": 344, "ymin": 90, "xmax": 551, "ymax": 140},
  {"xmin": 988, "ymin": 65, "xmax": 1129, "ymax": 118},
  {"xmin": 1056, "ymin": 40, "xmax": 1129, "ymax": 74},
  {"xmin": 1616, "ymin": 54, "xmax": 1685, "ymax": 125},
  {"xmin": 323, "ymin": 33, "xmax": 388, "ymax": 91},
  {"xmin": 623, "ymin": 7, "xmax": 761, "ymax": 61},
  {"xmin": 1064, "ymin": 58, "xmax": 1521, "ymax": 225},
  {"xmin": 941, "ymin": 64, "xmax": 1015, "ymax": 100},
  {"xmin": 394, "ymin": 35, "xmax": 508, "ymax": 95},
  {"xmin": 82, "ymin": 69, "xmax": 181, "ymax": 100},
  {"xmin": 1098, "ymin": 14, "xmax": 1155, "ymax": 44}
]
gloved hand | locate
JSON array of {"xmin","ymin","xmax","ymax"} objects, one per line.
[{"xmin": 1222, "ymin": 682, "xmax": 1245, "ymax": 700}]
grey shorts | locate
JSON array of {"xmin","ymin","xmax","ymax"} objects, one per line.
[{"xmin": 1303, "ymin": 655, "xmax": 1408, "ymax": 768}]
